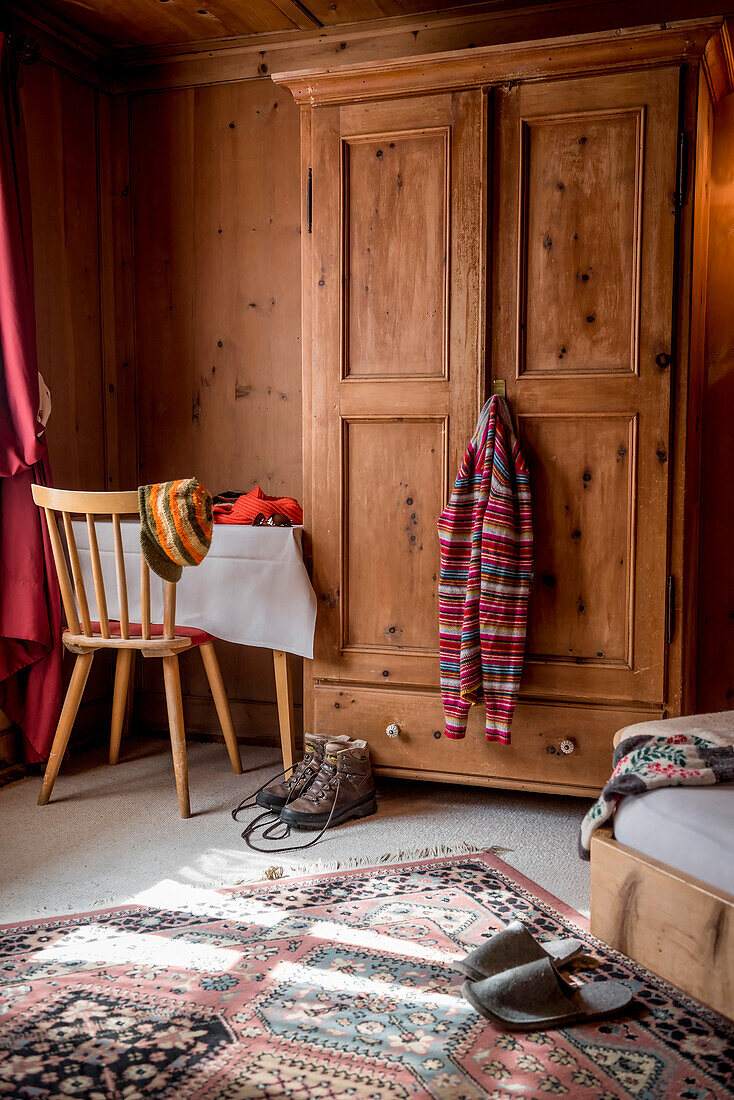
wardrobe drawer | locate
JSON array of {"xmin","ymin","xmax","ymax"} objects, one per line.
[{"xmin": 313, "ymin": 685, "xmax": 662, "ymax": 795}]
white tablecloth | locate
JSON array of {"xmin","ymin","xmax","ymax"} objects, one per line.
[{"xmin": 71, "ymin": 519, "xmax": 317, "ymax": 658}]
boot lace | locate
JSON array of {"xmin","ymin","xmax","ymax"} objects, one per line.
[
  {"xmin": 231, "ymin": 753, "xmax": 320, "ymax": 822},
  {"xmin": 284, "ymin": 755, "xmax": 317, "ymax": 794},
  {"xmin": 303, "ymin": 760, "xmax": 338, "ymax": 803}
]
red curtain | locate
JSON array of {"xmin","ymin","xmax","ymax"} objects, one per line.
[{"xmin": 0, "ymin": 31, "xmax": 62, "ymax": 762}]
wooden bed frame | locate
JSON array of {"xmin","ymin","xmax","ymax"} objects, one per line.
[{"xmin": 590, "ymin": 827, "xmax": 734, "ymax": 1020}]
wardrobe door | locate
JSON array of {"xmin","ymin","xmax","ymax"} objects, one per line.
[
  {"xmin": 492, "ymin": 67, "xmax": 679, "ymax": 710},
  {"xmin": 309, "ymin": 91, "xmax": 485, "ymax": 701}
]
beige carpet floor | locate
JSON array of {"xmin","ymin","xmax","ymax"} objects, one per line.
[{"xmin": 0, "ymin": 737, "xmax": 592, "ymax": 924}]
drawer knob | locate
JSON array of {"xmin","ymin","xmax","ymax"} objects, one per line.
[
  {"xmin": 560, "ymin": 738, "xmax": 576, "ymax": 755},
  {"xmin": 386, "ymin": 723, "xmax": 400, "ymax": 739}
]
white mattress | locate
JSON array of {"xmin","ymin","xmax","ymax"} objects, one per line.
[{"xmin": 614, "ymin": 782, "xmax": 734, "ymax": 895}]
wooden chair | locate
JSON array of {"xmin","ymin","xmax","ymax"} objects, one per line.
[{"xmin": 31, "ymin": 485, "xmax": 243, "ymax": 818}]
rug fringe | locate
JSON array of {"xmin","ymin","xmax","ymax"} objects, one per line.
[{"xmin": 256, "ymin": 842, "xmax": 509, "ymax": 882}]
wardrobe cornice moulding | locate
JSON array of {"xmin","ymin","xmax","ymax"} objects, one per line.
[
  {"xmin": 272, "ymin": 18, "xmax": 730, "ymax": 105},
  {"xmin": 272, "ymin": 18, "xmax": 729, "ymax": 105},
  {"xmin": 702, "ymin": 17, "xmax": 734, "ymax": 107}
]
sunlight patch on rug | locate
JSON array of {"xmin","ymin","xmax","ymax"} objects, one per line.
[
  {"xmin": 306, "ymin": 919, "xmax": 462, "ymax": 964},
  {"xmin": 34, "ymin": 924, "xmax": 242, "ymax": 972}
]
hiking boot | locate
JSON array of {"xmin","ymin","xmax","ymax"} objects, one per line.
[
  {"xmin": 278, "ymin": 739, "xmax": 377, "ymax": 830},
  {"xmin": 255, "ymin": 734, "xmax": 351, "ymax": 811}
]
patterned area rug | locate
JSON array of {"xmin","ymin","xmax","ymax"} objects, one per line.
[{"xmin": 0, "ymin": 852, "xmax": 732, "ymax": 1099}]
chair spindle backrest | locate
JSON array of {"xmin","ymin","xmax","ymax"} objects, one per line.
[
  {"xmin": 140, "ymin": 558, "xmax": 151, "ymax": 640},
  {"xmin": 112, "ymin": 514, "xmax": 130, "ymax": 639},
  {"xmin": 31, "ymin": 486, "xmax": 156, "ymax": 638},
  {"xmin": 61, "ymin": 512, "xmax": 92, "ymax": 636},
  {"xmin": 86, "ymin": 514, "xmax": 110, "ymax": 638}
]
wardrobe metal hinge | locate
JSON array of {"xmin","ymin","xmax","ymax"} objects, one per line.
[
  {"xmin": 666, "ymin": 575, "xmax": 676, "ymax": 644},
  {"xmin": 675, "ymin": 131, "xmax": 689, "ymax": 208},
  {"xmin": 306, "ymin": 168, "xmax": 312, "ymax": 234}
]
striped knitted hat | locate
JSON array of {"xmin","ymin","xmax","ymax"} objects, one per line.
[{"xmin": 138, "ymin": 478, "xmax": 213, "ymax": 582}]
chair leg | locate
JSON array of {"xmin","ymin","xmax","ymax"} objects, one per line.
[
  {"xmin": 162, "ymin": 654, "xmax": 191, "ymax": 818},
  {"xmin": 199, "ymin": 641, "xmax": 242, "ymax": 775},
  {"xmin": 273, "ymin": 649, "xmax": 296, "ymax": 772},
  {"xmin": 109, "ymin": 649, "xmax": 134, "ymax": 765},
  {"xmin": 38, "ymin": 652, "xmax": 94, "ymax": 806}
]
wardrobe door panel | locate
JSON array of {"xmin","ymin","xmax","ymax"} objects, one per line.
[
  {"xmin": 346, "ymin": 132, "xmax": 448, "ymax": 378},
  {"xmin": 345, "ymin": 418, "xmax": 444, "ymax": 652},
  {"xmin": 492, "ymin": 67, "xmax": 679, "ymax": 706},
  {"xmin": 522, "ymin": 109, "xmax": 642, "ymax": 376},
  {"xmin": 310, "ymin": 91, "xmax": 485, "ymax": 696},
  {"xmin": 522, "ymin": 413, "xmax": 635, "ymax": 666}
]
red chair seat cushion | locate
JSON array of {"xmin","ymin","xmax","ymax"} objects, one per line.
[{"xmin": 87, "ymin": 621, "xmax": 214, "ymax": 647}]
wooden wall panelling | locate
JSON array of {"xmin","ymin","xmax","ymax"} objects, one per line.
[
  {"xmin": 130, "ymin": 78, "xmax": 304, "ymax": 743},
  {"xmin": 491, "ymin": 67, "xmax": 680, "ymax": 711},
  {"xmin": 0, "ymin": 709, "xmax": 23, "ymax": 786},
  {"xmin": 134, "ymin": 654, "xmax": 300, "ymax": 748},
  {"xmin": 98, "ymin": 93, "xmax": 138, "ymax": 491},
  {"xmin": 131, "ymin": 81, "xmax": 302, "ymax": 495},
  {"xmin": 697, "ymin": 89, "xmax": 734, "ymax": 711},
  {"xmin": 21, "ymin": 59, "xmax": 107, "ymax": 493},
  {"xmin": 20, "ymin": 57, "xmax": 114, "ymax": 729}
]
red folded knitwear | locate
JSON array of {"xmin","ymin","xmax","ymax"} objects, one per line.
[{"xmin": 213, "ymin": 486, "xmax": 303, "ymax": 525}]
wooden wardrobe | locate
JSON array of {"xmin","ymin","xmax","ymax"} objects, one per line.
[{"xmin": 274, "ymin": 19, "xmax": 731, "ymax": 797}]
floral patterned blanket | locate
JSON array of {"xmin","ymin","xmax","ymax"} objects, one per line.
[{"xmin": 579, "ymin": 713, "xmax": 734, "ymax": 858}]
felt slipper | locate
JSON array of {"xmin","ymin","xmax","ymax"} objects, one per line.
[
  {"xmin": 461, "ymin": 956, "xmax": 632, "ymax": 1031},
  {"xmin": 454, "ymin": 920, "xmax": 584, "ymax": 981}
]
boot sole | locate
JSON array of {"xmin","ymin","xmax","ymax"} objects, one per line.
[
  {"xmin": 279, "ymin": 792, "xmax": 378, "ymax": 831},
  {"xmin": 255, "ymin": 791, "xmax": 287, "ymax": 811}
]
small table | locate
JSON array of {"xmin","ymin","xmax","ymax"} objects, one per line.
[{"xmin": 72, "ymin": 519, "xmax": 317, "ymax": 769}]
